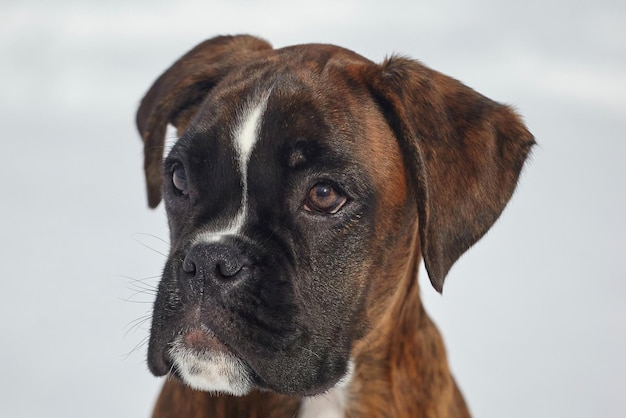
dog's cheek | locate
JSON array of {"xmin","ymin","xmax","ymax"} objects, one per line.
[{"xmin": 299, "ymin": 217, "xmax": 375, "ymax": 335}]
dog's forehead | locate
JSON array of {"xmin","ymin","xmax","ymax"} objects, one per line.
[{"xmin": 183, "ymin": 52, "xmax": 375, "ymax": 163}]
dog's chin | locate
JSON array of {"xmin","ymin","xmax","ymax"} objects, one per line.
[{"xmin": 168, "ymin": 328, "xmax": 253, "ymax": 396}]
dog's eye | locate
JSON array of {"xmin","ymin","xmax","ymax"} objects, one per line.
[
  {"xmin": 172, "ymin": 165, "xmax": 188, "ymax": 195},
  {"xmin": 304, "ymin": 182, "xmax": 347, "ymax": 214}
]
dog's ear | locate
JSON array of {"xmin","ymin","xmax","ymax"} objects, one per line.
[
  {"xmin": 367, "ymin": 56, "xmax": 534, "ymax": 292},
  {"xmin": 136, "ymin": 35, "xmax": 273, "ymax": 208}
]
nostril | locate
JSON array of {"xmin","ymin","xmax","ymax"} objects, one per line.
[
  {"xmin": 216, "ymin": 259, "xmax": 246, "ymax": 278},
  {"xmin": 182, "ymin": 256, "xmax": 196, "ymax": 274}
]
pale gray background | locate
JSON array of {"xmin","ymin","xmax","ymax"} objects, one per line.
[{"xmin": 1, "ymin": 0, "xmax": 624, "ymax": 417}]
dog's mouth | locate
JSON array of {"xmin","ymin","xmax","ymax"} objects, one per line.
[
  {"xmin": 147, "ymin": 303, "xmax": 352, "ymax": 397},
  {"xmin": 166, "ymin": 326, "xmax": 254, "ymax": 396},
  {"xmin": 146, "ymin": 242, "xmax": 355, "ymax": 396}
]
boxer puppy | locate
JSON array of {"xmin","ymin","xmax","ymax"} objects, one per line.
[{"xmin": 136, "ymin": 35, "xmax": 534, "ymax": 417}]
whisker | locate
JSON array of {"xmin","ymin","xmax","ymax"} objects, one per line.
[
  {"xmin": 129, "ymin": 285, "xmax": 157, "ymax": 293},
  {"xmin": 131, "ymin": 233, "xmax": 169, "ymax": 258},
  {"xmin": 133, "ymin": 232, "xmax": 170, "ymax": 246},
  {"xmin": 126, "ymin": 281, "xmax": 158, "ymax": 293},
  {"xmin": 121, "ymin": 273, "xmax": 160, "ymax": 304},
  {"xmin": 301, "ymin": 346, "xmax": 322, "ymax": 360},
  {"xmin": 122, "ymin": 334, "xmax": 150, "ymax": 360},
  {"xmin": 123, "ymin": 314, "xmax": 152, "ymax": 338},
  {"xmin": 121, "ymin": 273, "xmax": 161, "ymax": 283},
  {"xmin": 120, "ymin": 297, "xmax": 155, "ymax": 305}
]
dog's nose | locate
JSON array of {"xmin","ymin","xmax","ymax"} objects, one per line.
[{"xmin": 180, "ymin": 242, "xmax": 251, "ymax": 296}]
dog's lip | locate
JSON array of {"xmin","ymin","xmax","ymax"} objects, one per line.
[
  {"xmin": 148, "ymin": 322, "xmax": 238, "ymax": 377},
  {"xmin": 180, "ymin": 327, "xmax": 231, "ymax": 355}
]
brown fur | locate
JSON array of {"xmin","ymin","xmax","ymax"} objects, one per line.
[
  {"xmin": 137, "ymin": 35, "xmax": 534, "ymax": 418},
  {"xmin": 153, "ymin": 380, "xmax": 300, "ymax": 417}
]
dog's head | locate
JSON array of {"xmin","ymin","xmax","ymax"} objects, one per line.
[{"xmin": 136, "ymin": 35, "xmax": 533, "ymax": 396}]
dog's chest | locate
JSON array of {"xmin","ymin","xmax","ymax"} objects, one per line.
[{"xmin": 298, "ymin": 386, "xmax": 347, "ymax": 418}]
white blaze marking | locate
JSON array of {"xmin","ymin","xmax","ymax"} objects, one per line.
[
  {"xmin": 235, "ymin": 102, "xmax": 265, "ymax": 168},
  {"xmin": 164, "ymin": 123, "xmax": 179, "ymax": 158},
  {"xmin": 193, "ymin": 94, "xmax": 270, "ymax": 244},
  {"xmin": 228, "ymin": 97, "xmax": 268, "ymax": 230}
]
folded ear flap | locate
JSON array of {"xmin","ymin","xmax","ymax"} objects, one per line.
[
  {"xmin": 367, "ymin": 56, "xmax": 534, "ymax": 292},
  {"xmin": 136, "ymin": 35, "xmax": 273, "ymax": 208}
]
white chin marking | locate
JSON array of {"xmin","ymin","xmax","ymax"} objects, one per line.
[
  {"xmin": 169, "ymin": 337, "xmax": 252, "ymax": 396},
  {"xmin": 298, "ymin": 360, "xmax": 354, "ymax": 418}
]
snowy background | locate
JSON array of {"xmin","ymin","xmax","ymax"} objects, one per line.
[{"xmin": 1, "ymin": 0, "xmax": 625, "ymax": 417}]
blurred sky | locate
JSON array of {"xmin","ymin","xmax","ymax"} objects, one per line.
[{"xmin": 1, "ymin": 0, "xmax": 625, "ymax": 417}]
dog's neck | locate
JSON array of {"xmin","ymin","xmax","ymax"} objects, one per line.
[{"xmin": 347, "ymin": 266, "xmax": 466, "ymax": 417}]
